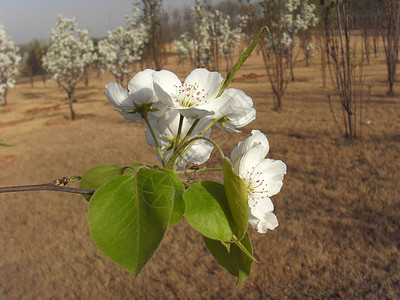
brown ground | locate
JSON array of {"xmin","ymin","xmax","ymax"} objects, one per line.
[{"xmin": 0, "ymin": 48, "xmax": 399, "ymax": 299}]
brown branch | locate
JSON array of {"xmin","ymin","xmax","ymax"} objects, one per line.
[{"xmin": 0, "ymin": 182, "xmax": 94, "ymax": 196}]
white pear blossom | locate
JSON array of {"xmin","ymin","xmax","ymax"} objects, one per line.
[
  {"xmin": 152, "ymin": 68, "xmax": 229, "ymax": 119},
  {"xmin": 145, "ymin": 109, "xmax": 213, "ymax": 166},
  {"xmin": 42, "ymin": 15, "xmax": 95, "ymax": 119},
  {"xmin": 153, "ymin": 68, "xmax": 256, "ymax": 131},
  {"xmin": 98, "ymin": 8, "xmax": 149, "ymax": 85},
  {"xmin": 217, "ymin": 88, "xmax": 256, "ymax": 132},
  {"xmin": 105, "ymin": 69, "xmax": 167, "ymax": 121},
  {"xmin": 231, "ymin": 130, "xmax": 286, "ymax": 233},
  {"xmin": 0, "ymin": 24, "xmax": 21, "ymax": 105}
]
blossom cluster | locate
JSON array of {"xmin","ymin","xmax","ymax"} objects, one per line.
[
  {"xmin": 174, "ymin": 0, "xmax": 247, "ymax": 68},
  {"xmin": 0, "ymin": 24, "xmax": 21, "ymax": 100},
  {"xmin": 98, "ymin": 9, "xmax": 149, "ymax": 84},
  {"xmin": 263, "ymin": 0, "xmax": 318, "ymax": 51},
  {"xmin": 105, "ymin": 68, "xmax": 286, "ymax": 233},
  {"xmin": 42, "ymin": 15, "xmax": 95, "ymax": 86}
]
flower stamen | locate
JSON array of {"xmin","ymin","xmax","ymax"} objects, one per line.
[{"xmin": 175, "ymin": 83, "xmax": 208, "ymax": 108}]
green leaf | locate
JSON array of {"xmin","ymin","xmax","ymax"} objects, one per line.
[
  {"xmin": 204, "ymin": 233, "xmax": 253, "ymax": 286},
  {"xmin": 156, "ymin": 168, "xmax": 185, "ymax": 225},
  {"xmin": 184, "ymin": 181, "xmax": 234, "ymax": 242},
  {"xmin": 88, "ymin": 169, "xmax": 174, "ymax": 277},
  {"xmin": 121, "ymin": 163, "xmax": 142, "ymax": 175},
  {"xmin": 80, "ymin": 163, "xmax": 141, "ymax": 200},
  {"xmin": 0, "ymin": 139, "xmax": 13, "ymax": 146},
  {"xmin": 222, "ymin": 157, "xmax": 248, "ymax": 241},
  {"xmin": 217, "ymin": 26, "xmax": 268, "ymax": 97}
]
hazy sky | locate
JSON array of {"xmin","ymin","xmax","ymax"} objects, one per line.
[{"xmin": 0, "ymin": 0, "xmax": 197, "ymax": 45}]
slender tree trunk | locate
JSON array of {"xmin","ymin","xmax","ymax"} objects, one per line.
[
  {"xmin": 305, "ymin": 48, "xmax": 310, "ymax": 67},
  {"xmin": 67, "ymin": 89, "xmax": 76, "ymax": 120},
  {"xmin": 290, "ymin": 46, "xmax": 295, "ymax": 82},
  {"xmin": 373, "ymin": 34, "xmax": 378, "ymax": 58},
  {"xmin": 41, "ymin": 70, "xmax": 46, "ymax": 87},
  {"xmin": 3, "ymin": 88, "xmax": 8, "ymax": 106},
  {"xmin": 29, "ymin": 68, "xmax": 34, "ymax": 88},
  {"xmin": 347, "ymin": 111, "xmax": 355, "ymax": 139},
  {"xmin": 276, "ymin": 93, "xmax": 283, "ymax": 110},
  {"xmin": 84, "ymin": 68, "xmax": 89, "ymax": 87}
]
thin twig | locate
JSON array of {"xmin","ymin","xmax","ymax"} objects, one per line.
[{"xmin": 0, "ymin": 182, "xmax": 94, "ymax": 195}]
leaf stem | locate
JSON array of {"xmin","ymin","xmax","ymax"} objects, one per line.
[
  {"xmin": 166, "ymin": 119, "xmax": 201, "ymax": 169},
  {"xmin": 232, "ymin": 235, "xmax": 259, "ymax": 263},
  {"xmin": 217, "ymin": 26, "xmax": 268, "ymax": 98},
  {"xmin": 172, "ymin": 114, "xmax": 185, "ymax": 157},
  {"xmin": 174, "ymin": 136, "xmax": 225, "ymax": 169},
  {"xmin": 175, "ymin": 167, "xmax": 222, "ymax": 175},
  {"xmin": 199, "ymin": 118, "xmax": 219, "ymax": 136},
  {"xmin": 142, "ymin": 112, "xmax": 165, "ymax": 166}
]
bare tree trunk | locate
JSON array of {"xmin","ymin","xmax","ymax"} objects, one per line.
[
  {"xmin": 29, "ymin": 68, "xmax": 34, "ymax": 88},
  {"xmin": 362, "ymin": 28, "xmax": 370, "ymax": 65},
  {"xmin": 289, "ymin": 46, "xmax": 295, "ymax": 82},
  {"xmin": 67, "ymin": 89, "xmax": 76, "ymax": 120},
  {"xmin": 3, "ymin": 88, "xmax": 8, "ymax": 106},
  {"xmin": 41, "ymin": 70, "xmax": 46, "ymax": 87},
  {"xmin": 372, "ymin": 34, "xmax": 379, "ymax": 58},
  {"xmin": 377, "ymin": 0, "xmax": 400, "ymax": 96},
  {"xmin": 84, "ymin": 68, "xmax": 89, "ymax": 87},
  {"xmin": 325, "ymin": 0, "xmax": 363, "ymax": 139}
]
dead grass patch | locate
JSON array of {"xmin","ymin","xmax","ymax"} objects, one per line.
[{"xmin": 0, "ymin": 47, "xmax": 399, "ymax": 299}]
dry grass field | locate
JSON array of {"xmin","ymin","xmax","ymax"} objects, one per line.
[{"xmin": 0, "ymin": 48, "xmax": 399, "ymax": 299}]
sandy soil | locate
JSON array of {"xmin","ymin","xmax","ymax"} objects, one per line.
[{"xmin": 0, "ymin": 49, "xmax": 399, "ymax": 299}]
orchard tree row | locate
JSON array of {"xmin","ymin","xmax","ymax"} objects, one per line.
[{"xmin": 0, "ymin": 0, "xmax": 399, "ymax": 136}]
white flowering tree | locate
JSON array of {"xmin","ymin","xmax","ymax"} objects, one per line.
[
  {"xmin": 256, "ymin": 0, "xmax": 318, "ymax": 109},
  {"xmin": 0, "ymin": 24, "xmax": 21, "ymax": 106},
  {"xmin": 218, "ymin": 13, "xmax": 248, "ymax": 73},
  {"xmin": 190, "ymin": 0, "xmax": 216, "ymax": 68},
  {"xmin": 0, "ymin": 30, "xmax": 287, "ymax": 285},
  {"xmin": 98, "ymin": 9, "xmax": 148, "ymax": 86},
  {"xmin": 175, "ymin": 0, "xmax": 246, "ymax": 71},
  {"xmin": 42, "ymin": 15, "xmax": 95, "ymax": 120},
  {"xmin": 284, "ymin": 0, "xmax": 318, "ymax": 81},
  {"xmin": 175, "ymin": 32, "xmax": 196, "ymax": 67}
]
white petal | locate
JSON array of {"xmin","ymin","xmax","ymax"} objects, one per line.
[
  {"xmin": 253, "ymin": 159, "xmax": 287, "ymax": 197},
  {"xmin": 158, "ymin": 109, "xmax": 180, "ymax": 137},
  {"xmin": 105, "ymin": 82, "xmax": 133, "ymax": 110},
  {"xmin": 189, "ymin": 118, "xmax": 212, "ymax": 138},
  {"xmin": 256, "ymin": 212, "xmax": 279, "ymax": 233},
  {"xmin": 144, "ymin": 116, "xmax": 164, "ymax": 147},
  {"xmin": 218, "ymin": 88, "xmax": 253, "ymax": 118},
  {"xmin": 149, "ymin": 100, "xmax": 168, "ymax": 118},
  {"xmin": 185, "ymin": 139, "xmax": 214, "ymax": 164},
  {"xmin": 177, "ymin": 107, "xmax": 214, "ymax": 119},
  {"xmin": 184, "ymin": 68, "xmax": 223, "ymax": 100},
  {"xmin": 237, "ymin": 144, "xmax": 267, "ymax": 179},
  {"xmin": 225, "ymin": 108, "xmax": 256, "ymax": 130},
  {"xmin": 248, "ymin": 212, "xmax": 259, "ymax": 229},
  {"xmin": 128, "ymin": 69, "xmax": 157, "ymax": 104},
  {"xmin": 199, "ymin": 95, "xmax": 231, "ymax": 119},
  {"xmin": 231, "ymin": 130, "xmax": 269, "ymax": 166},
  {"xmin": 145, "ymin": 128, "xmax": 157, "ymax": 147},
  {"xmin": 249, "ymin": 195, "xmax": 274, "ymax": 214},
  {"xmin": 216, "ymin": 89, "xmax": 256, "ymax": 129},
  {"xmin": 153, "ymin": 70, "xmax": 181, "ymax": 106},
  {"xmin": 118, "ymin": 110, "xmax": 140, "ymax": 122}
]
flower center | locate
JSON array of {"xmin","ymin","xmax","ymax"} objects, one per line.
[
  {"xmin": 175, "ymin": 83, "xmax": 207, "ymax": 108},
  {"xmin": 243, "ymin": 166, "xmax": 268, "ymax": 206}
]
